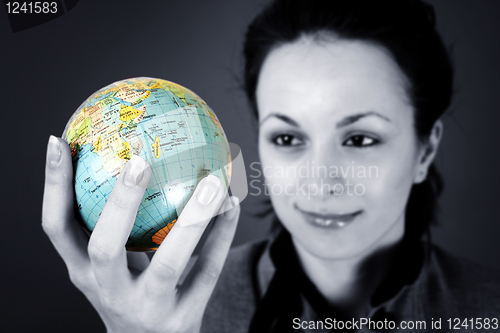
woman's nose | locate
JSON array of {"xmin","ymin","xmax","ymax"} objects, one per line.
[{"xmin": 297, "ymin": 150, "xmax": 349, "ymax": 200}]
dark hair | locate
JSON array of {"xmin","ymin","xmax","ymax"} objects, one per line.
[{"xmin": 243, "ymin": 0, "xmax": 453, "ymax": 240}]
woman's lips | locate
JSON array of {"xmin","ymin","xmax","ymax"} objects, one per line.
[{"xmin": 294, "ymin": 203, "xmax": 362, "ymax": 229}]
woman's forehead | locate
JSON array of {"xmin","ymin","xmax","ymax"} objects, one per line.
[{"xmin": 256, "ymin": 36, "xmax": 412, "ymax": 123}]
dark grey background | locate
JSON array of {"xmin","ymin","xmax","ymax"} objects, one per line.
[{"xmin": 1, "ymin": 0, "xmax": 499, "ymax": 331}]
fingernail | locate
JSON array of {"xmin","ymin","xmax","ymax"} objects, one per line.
[
  {"xmin": 223, "ymin": 196, "xmax": 240, "ymax": 219},
  {"xmin": 197, "ymin": 175, "xmax": 221, "ymax": 205},
  {"xmin": 48, "ymin": 135, "xmax": 62, "ymax": 166},
  {"xmin": 122, "ymin": 155, "xmax": 151, "ymax": 188}
]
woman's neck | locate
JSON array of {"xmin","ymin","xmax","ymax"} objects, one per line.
[{"xmin": 292, "ymin": 219, "xmax": 405, "ymax": 318}]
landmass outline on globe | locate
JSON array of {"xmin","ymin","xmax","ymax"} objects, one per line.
[{"xmin": 63, "ymin": 77, "xmax": 232, "ymax": 251}]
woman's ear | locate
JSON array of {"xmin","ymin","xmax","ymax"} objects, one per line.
[{"xmin": 414, "ymin": 119, "xmax": 443, "ymax": 184}]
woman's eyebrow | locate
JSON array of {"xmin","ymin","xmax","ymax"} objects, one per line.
[
  {"xmin": 259, "ymin": 113, "xmax": 299, "ymax": 127},
  {"xmin": 336, "ymin": 111, "xmax": 391, "ymax": 128},
  {"xmin": 259, "ymin": 111, "xmax": 391, "ymax": 128}
]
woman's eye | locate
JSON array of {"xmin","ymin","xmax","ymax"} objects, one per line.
[
  {"xmin": 272, "ymin": 134, "xmax": 303, "ymax": 146},
  {"xmin": 343, "ymin": 135, "xmax": 378, "ymax": 148}
]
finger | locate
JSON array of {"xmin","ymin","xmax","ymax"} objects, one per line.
[
  {"xmin": 178, "ymin": 196, "xmax": 240, "ymax": 311},
  {"xmin": 42, "ymin": 135, "xmax": 91, "ymax": 274},
  {"xmin": 88, "ymin": 155, "xmax": 152, "ymax": 292},
  {"xmin": 143, "ymin": 175, "xmax": 226, "ymax": 296}
]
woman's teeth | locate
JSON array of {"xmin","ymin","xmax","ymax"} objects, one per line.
[{"xmin": 314, "ymin": 218, "xmax": 346, "ymax": 227}]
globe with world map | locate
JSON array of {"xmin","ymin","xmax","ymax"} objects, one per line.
[{"xmin": 63, "ymin": 77, "xmax": 232, "ymax": 251}]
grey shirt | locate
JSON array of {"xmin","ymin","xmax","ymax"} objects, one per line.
[{"xmin": 201, "ymin": 236, "xmax": 500, "ymax": 332}]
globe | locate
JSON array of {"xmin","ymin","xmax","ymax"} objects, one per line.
[{"xmin": 63, "ymin": 77, "xmax": 232, "ymax": 251}]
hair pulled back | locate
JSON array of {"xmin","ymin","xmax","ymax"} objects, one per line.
[{"xmin": 243, "ymin": 0, "xmax": 453, "ymax": 238}]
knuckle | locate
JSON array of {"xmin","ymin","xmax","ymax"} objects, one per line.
[
  {"xmin": 88, "ymin": 241, "xmax": 117, "ymax": 265},
  {"xmin": 107, "ymin": 193, "xmax": 129, "ymax": 209},
  {"xmin": 107, "ymin": 187, "xmax": 136, "ymax": 210},
  {"xmin": 68, "ymin": 268, "xmax": 97, "ymax": 297},
  {"xmin": 216, "ymin": 222, "xmax": 235, "ymax": 242},
  {"xmin": 45, "ymin": 169, "xmax": 73, "ymax": 187},
  {"xmin": 178, "ymin": 215, "xmax": 208, "ymax": 229},
  {"xmin": 44, "ymin": 171, "xmax": 62, "ymax": 186},
  {"xmin": 68, "ymin": 269, "xmax": 85, "ymax": 288},
  {"xmin": 179, "ymin": 203, "xmax": 214, "ymax": 227},
  {"xmin": 41, "ymin": 220, "xmax": 60, "ymax": 238},
  {"xmin": 198, "ymin": 259, "xmax": 220, "ymax": 285},
  {"xmin": 150, "ymin": 258, "xmax": 178, "ymax": 282},
  {"xmin": 143, "ymin": 276, "xmax": 168, "ymax": 296},
  {"xmin": 68, "ymin": 269, "xmax": 93, "ymax": 293}
]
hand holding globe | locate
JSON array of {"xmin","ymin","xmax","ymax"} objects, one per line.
[{"xmin": 42, "ymin": 78, "xmax": 241, "ymax": 332}]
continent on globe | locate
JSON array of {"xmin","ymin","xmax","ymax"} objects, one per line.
[{"xmin": 63, "ymin": 77, "xmax": 232, "ymax": 251}]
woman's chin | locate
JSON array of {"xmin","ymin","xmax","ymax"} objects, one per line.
[
  {"xmin": 288, "ymin": 214, "xmax": 405, "ymax": 261},
  {"xmin": 289, "ymin": 225, "xmax": 372, "ymax": 261}
]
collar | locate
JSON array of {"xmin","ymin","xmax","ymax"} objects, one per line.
[{"xmin": 256, "ymin": 225, "xmax": 432, "ymax": 322}]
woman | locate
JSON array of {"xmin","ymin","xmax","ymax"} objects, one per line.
[{"xmin": 42, "ymin": 0, "xmax": 500, "ymax": 332}]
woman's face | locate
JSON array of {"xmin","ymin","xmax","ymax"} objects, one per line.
[{"xmin": 257, "ymin": 36, "xmax": 433, "ymax": 260}]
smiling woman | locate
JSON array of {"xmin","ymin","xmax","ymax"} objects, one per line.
[
  {"xmin": 202, "ymin": 0, "xmax": 500, "ymax": 331},
  {"xmin": 41, "ymin": 0, "xmax": 500, "ymax": 332},
  {"xmin": 257, "ymin": 36, "xmax": 426, "ymax": 258}
]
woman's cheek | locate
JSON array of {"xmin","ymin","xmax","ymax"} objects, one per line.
[
  {"xmin": 359, "ymin": 154, "xmax": 416, "ymax": 221},
  {"xmin": 262, "ymin": 157, "xmax": 300, "ymax": 198}
]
